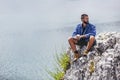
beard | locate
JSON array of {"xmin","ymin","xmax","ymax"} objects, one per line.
[{"xmin": 83, "ymin": 21, "xmax": 89, "ymax": 24}]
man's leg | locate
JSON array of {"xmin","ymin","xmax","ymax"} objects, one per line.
[
  {"xmin": 68, "ymin": 37, "xmax": 80, "ymax": 61},
  {"xmin": 68, "ymin": 37, "xmax": 78, "ymax": 52},
  {"xmin": 84, "ymin": 36, "xmax": 95, "ymax": 55},
  {"xmin": 86, "ymin": 36, "xmax": 95, "ymax": 51}
]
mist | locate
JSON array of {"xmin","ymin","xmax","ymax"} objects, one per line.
[{"xmin": 0, "ymin": 0, "xmax": 120, "ymax": 30}]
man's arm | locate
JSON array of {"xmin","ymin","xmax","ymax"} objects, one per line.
[
  {"xmin": 72, "ymin": 25, "xmax": 79, "ymax": 37},
  {"xmin": 85, "ymin": 25, "xmax": 96, "ymax": 38}
]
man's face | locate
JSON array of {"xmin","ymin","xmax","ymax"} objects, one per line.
[{"xmin": 81, "ymin": 16, "xmax": 89, "ymax": 24}]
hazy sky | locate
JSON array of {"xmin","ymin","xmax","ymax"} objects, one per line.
[{"xmin": 0, "ymin": 0, "xmax": 120, "ymax": 28}]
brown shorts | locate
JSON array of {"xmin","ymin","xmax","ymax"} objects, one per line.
[{"xmin": 76, "ymin": 38, "xmax": 96, "ymax": 47}]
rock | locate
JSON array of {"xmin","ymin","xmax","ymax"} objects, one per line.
[{"xmin": 64, "ymin": 32, "xmax": 120, "ymax": 80}]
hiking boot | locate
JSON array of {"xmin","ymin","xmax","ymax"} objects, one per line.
[
  {"xmin": 83, "ymin": 50, "xmax": 89, "ymax": 56},
  {"xmin": 73, "ymin": 50, "xmax": 81, "ymax": 62}
]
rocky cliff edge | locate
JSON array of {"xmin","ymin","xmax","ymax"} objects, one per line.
[{"xmin": 64, "ymin": 32, "xmax": 120, "ymax": 80}]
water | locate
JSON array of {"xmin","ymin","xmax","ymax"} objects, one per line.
[
  {"xmin": 0, "ymin": 16, "xmax": 69, "ymax": 80},
  {"xmin": 0, "ymin": 0, "xmax": 120, "ymax": 80}
]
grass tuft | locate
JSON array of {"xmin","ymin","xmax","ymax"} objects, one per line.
[{"xmin": 48, "ymin": 52, "xmax": 70, "ymax": 80}]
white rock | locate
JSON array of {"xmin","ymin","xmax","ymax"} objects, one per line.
[{"xmin": 64, "ymin": 32, "xmax": 120, "ymax": 80}]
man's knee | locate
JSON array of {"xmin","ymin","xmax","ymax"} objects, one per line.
[
  {"xmin": 68, "ymin": 37, "xmax": 73, "ymax": 42},
  {"xmin": 89, "ymin": 36, "xmax": 95, "ymax": 40}
]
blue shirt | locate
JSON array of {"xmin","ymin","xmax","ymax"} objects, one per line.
[{"xmin": 72, "ymin": 23, "xmax": 96, "ymax": 41}]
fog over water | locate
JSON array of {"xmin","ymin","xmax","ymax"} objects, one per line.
[{"xmin": 0, "ymin": 0, "xmax": 120, "ymax": 79}]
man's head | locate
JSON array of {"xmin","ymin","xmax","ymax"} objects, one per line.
[{"xmin": 81, "ymin": 14, "xmax": 89, "ymax": 24}]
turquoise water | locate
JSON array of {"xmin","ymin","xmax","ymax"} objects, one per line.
[{"xmin": 0, "ymin": 0, "xmax": 120, "ymax": 80}]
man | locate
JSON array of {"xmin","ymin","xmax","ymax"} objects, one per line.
[{"xmin": 68, "ymin": 14, "xmax": 96, "ymax": 61}]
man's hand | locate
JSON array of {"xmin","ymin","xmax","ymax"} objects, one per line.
[
  {"xmin": 76, "ymin": 34, "xmax": 81, "ymax": 40},
  {"xmin": 73, "ymin": 35, "xmax": 81, "ymax": 40},
  {"xmin": 74, "ymin": 35, "xmax": 86, "ymax": 40},
  {"xmin": 80, "ymin": 35, "xmax": 86, "ymax": 38}
]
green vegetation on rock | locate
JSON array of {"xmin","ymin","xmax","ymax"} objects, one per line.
[{"xmin": 48, "ymin": 52, "xmax": 70, "ymax": 80}]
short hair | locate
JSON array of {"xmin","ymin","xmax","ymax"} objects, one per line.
[{"xmin": 81, "ymin": 14, "xmax": 88, "ymax": 19}]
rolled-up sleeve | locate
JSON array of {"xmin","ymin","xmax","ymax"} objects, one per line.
[
  {"xmin": 85, "ymin": 25, "xmax": 96, "ymax": 38},
  {"xmin": 72, "ymin": 25, "xmax": 79, "ymax": 37}
]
